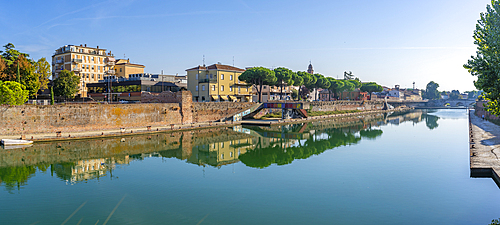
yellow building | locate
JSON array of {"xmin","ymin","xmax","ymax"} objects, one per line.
[
  {"xmin": 114, "ymin": 59, "xmax": 145, "ymax": 78},
  {"xmin": 189, "ymin": 137, "xmax": 255, "ymax": 167},
  {"xmin": 52, "ymin": 44, "xmax": 115, "ymax": 97},
  {"xmin": 186, "ymin": 63, "xmax": 252, "ymax": 102}
]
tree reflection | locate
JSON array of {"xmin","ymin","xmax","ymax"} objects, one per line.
[{"xmin": 239, "ymin": 128, "xmax": 364, "ymax": 168}]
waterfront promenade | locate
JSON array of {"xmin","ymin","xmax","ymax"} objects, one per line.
[{"xmin": 470, "ymin": 109, "xmax": 500, "ymax": 187}]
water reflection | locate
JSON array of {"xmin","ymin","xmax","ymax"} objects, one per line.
[{"xmin": 0, "ymin": 109, "xmax": 429, "ymax": 192}]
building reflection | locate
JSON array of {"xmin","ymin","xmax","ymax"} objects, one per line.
[
  {"xmin": 0, "ymin": 109, "xmax": 433, "ymax": 191},
  {"xmin": 52, "ymin": 156, "xmax": 130, "ymax": 184}
]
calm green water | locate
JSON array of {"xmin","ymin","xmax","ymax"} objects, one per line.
[{"xmin": 1, "ymin": 109, "xmax": 499, "ymax": 225}]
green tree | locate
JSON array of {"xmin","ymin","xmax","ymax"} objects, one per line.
[
  {"xmin": 489, "ymin": 218, "xmax": 500, "ymax": 225},
  {"xmin": 314, "ymin": 74, "xmax": 330, "ymax": 100},
  {"xmin": 53, "ymin": 70, "xmax": 80, "ymax": 100},
  {"xmin": 449, "ymin": 90, "xmax": 462, "ymax": 100},
  {"xmin": 13, "ymin": 56, "xmax": 39, "ymax": 97},
  {"xmin": 239, "ymin": 67, "xmax": 276, "ymax": 102},
  {"xmin": 291, "ymin": 89, "xmax": 298, "ymax": 100},
  {"xmin": 0, "ymin": 43, "xmax": 30, "ymax": 66},
  {"xmin": 50, "ymin": 86, "xmax": 54, "ymax": 105},
  {"xmin": 339, "ymin": 80, "xmax": 355, "ymax": 99},
  {"xmin": 327, "ymin": 77, "xmax": 344, "ymax": 100},
  {"xmin": 344, "ymin": 71, "xmax": 354, "ymax": 80},
  {"xmin": 298, "ymin": 71, "xmax": 316, "ymax": 100},
  {"xmin": 423, "ymin": 81, "xmax": 440, "ymax": 100},
  {"xmin": 464, "ymin": 1, "xmax": 500, "ymax": 115},
  {"xmin": 274, "ymin": 67, "xmax": 295, "ymax": 100},
  {"xmin": 360, "ymin": 82, "xmax": 383, "ymax": 100},
  {"xmin": 348, "ymin": 79, "xmax": 362, "ymax": 89},
  {"xmin": 35, "ymin": 57, "xmax": 51, "ymax": 91},
  {"xmin": 0, "ymin": 81, "xmax": 29, "ymax": 105},
  {"xmin": 291, "ymin": 72, "xmax": 304, "ymax": 100}
]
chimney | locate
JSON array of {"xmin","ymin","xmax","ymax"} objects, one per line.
[
  {"xmin": 85, "ymin": 44, "xmax": 87, "ymax": 47},
  {"xmin": 80, "ymin": 44, "xmax": 82, "ymax": 47},
  {"xmin": 97, "ymin": 46, "xmax": 99, "ymax": 49}
]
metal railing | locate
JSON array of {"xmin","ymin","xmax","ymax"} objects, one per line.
[{"xmin": 72, "ymin": 58, "xmax": 83, "ymax": 63}]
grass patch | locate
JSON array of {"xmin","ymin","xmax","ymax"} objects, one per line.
[{"xmin": 261, "ymin": 111, "xmax": 282, "ymax": 119}]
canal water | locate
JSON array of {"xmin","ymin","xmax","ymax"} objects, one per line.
[{"xmin": 0, "ymin": 109, "xmax": 499, "ymax": 225}]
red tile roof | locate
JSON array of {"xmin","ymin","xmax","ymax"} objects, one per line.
[{"xmin": 186, "ymin": 64, "xmax": 245, "ymax": 72}]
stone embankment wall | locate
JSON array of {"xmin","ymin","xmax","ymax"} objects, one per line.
[
  {"xmin": 0, "ymin": 103, "xmax": 184, "ymax": 135},
  {"xmin": 308, "ymin": 100, "xmax": 384, "ymax": 112},
  {"xmin": 193, "ymin": 102, "xmax": 255, "ymax": 123},
  {"xmin": 0, "ymin": 90, "xmax": 386, "ymax": 136}
]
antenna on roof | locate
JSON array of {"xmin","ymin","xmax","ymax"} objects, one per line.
[{"xmin": 203, "ymin": 55, "xmax": 205, "ymax": 67}]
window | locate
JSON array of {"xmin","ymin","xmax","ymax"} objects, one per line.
[
  {"xmin": 202, "ymin": 85, "xmax": 205, "ymax": 91},
  {"xmin": 221, "ymin": 142, "xmax": 224, "ymax": 147},
  {"xmin": 196, "ymin": 85, "xmax": 199, "ymax": 91},
  {"xmin": 86, "ymin": 74, "xmax": 89, "ymax": 78},
  {"xmin": 230, "ymin": 152, "xmax": 233, "ymax": 157},
  {"xmin": 221, "ymin": 74, "xmax": 224, "ymax": 80},
  {"xmin": 212, "ymin": 85, "xmax": 215, "ymax": 91},
  {"xmin": 221, "ymin": 154, "xmax": 224, "ymax": 159},
  {"xmin": 92, "ymin": 74, "xmax": 94, "ymax": 79},
  {"xmin": 98, "ymin": 75, "xmax": 101, "ymax": 79},
  {"xmin": 246, "ymin": 87, "xmax": 249, "ymax": 92},
  {"xmin": 98, "ymin": 66, "xmax": 100, "ymax": 71},
  {"xmin": 91, "ymin": 57, "xmax": 94, "ymax": 61},
  {"xmin": 120, "ymin": 68, "xmax": 122, "ymax": 72},
  {"xmin": 221, "ymin": 85, "xmax": 224, "ymax": 91},
  {"xmin": 196, "ymin": 74, "xmax": 198, "ymax": 80},
  {"xmin": 230, "ymin": 86, "xmax": 233, "ymax": 92},
  {"xmin": 238, "ymin": 87, "xmax": 241, "ymax": 92},
  {"xmin": 230, "ymin": 75, "xmax": 233, "ymax": 80}
]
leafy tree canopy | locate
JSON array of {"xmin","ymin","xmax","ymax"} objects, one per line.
[
  {"xmin": 1, "ymin": 43, "xmax": 30, "ymax": 65},
  {"xmin": 239, "ymin": 67, "xmax": 276, "ymax": 102},
  {"xmin": 0, "ymin": 81, "xmax": 29, "ymax": 105},
  {"xmin": 464, "ymin": 1, "xmax": 500, "ymax": 115},
  {"xmin": 53, "ymin": 70, "xmax": 80, "ymax": 99},
  {"xmin": 423, "ymin": 81, "xmax": 440, "ymax": 100},
  {"xmin": 360, "ymin": 82, "xmax": 383, "ymax": 93}
]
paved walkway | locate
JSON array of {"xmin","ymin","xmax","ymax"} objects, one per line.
[{"xmin": 469, "ymin": 109, "xmax": 500, "ymax": 187}]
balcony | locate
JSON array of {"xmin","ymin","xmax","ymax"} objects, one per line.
[
  {"xmin": 72, "ymin": 58, "xmax": 83, "ymax": 63},
  {"xmin": 106, "ymin": 62, "xmax": 115, "ymax": 66},
  {"xmin": 55, "ymin": 59, "xmax": 64, "ymax": 64},
  {"xmin": 73, "ymin": 68, "xmax": 82, "ymax": 72},
  {"xmin": 199, "ymin": 78, "xmax": 217, "ymax": 83},
  {"xmin": 106, "ymin": 70, "xmax": 115, "ymax": 74}
]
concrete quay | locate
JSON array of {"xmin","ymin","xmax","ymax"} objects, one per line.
[
  {"xmin": 0, "ymin": 108, "xmax": 410, "ymax": 143},
  {"xmin": 469, "ymin": 109, "xmax": 500, "ymax": 187}
]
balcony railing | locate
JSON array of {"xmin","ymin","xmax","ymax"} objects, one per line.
[
  {"xmin": 199, "ymin": 78, "xmax": 217, "ymax": 83},
  {"xmin": 72, "ymin": 58, "xmax": 83, "ymax": 63},
  {"xmin": 55, "ymin": 59, "xmax": 64, "ymax": 64},
  {"xmin": 106, "ymin": 70, "xmax": 115, "ymax": 74},
  {"xmin": 106, "ymin": 62, "xmax": 115, "ymax": 66},
  {"xmin": 73, "ymin": 68, "xmax": 82, "ymax": 72}
]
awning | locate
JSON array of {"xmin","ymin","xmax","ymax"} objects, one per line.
[
  {"xmin": 211, "ymin": 95, "xmax": 219, "ymax": 101},
  {"xmin": 228, "ymin": 95, "xmax": 235, "ymax": 101},
  {"xmin": 220, "ymin": 96, "xmax": 228, "ymax": 101}
]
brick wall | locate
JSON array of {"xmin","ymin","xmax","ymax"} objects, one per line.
[
  {"xmin": 192, "ymin": 102, "xmax": 256, "ymax": 123},
  {"xmin": 0, "ymin": 103, "xmax": 183, "ymax": 135},
  {"xmin": 475, "ymin": 100, "xmax": 500, "ymax": 121},
  {"xmin": 308, "ymin": 101, "xmax": 384, "ymax": 111}
]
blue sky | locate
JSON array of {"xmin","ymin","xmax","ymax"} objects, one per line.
[{"xmin": 0, "ymin": 0, "xmax": 491, "ymax": 92}]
